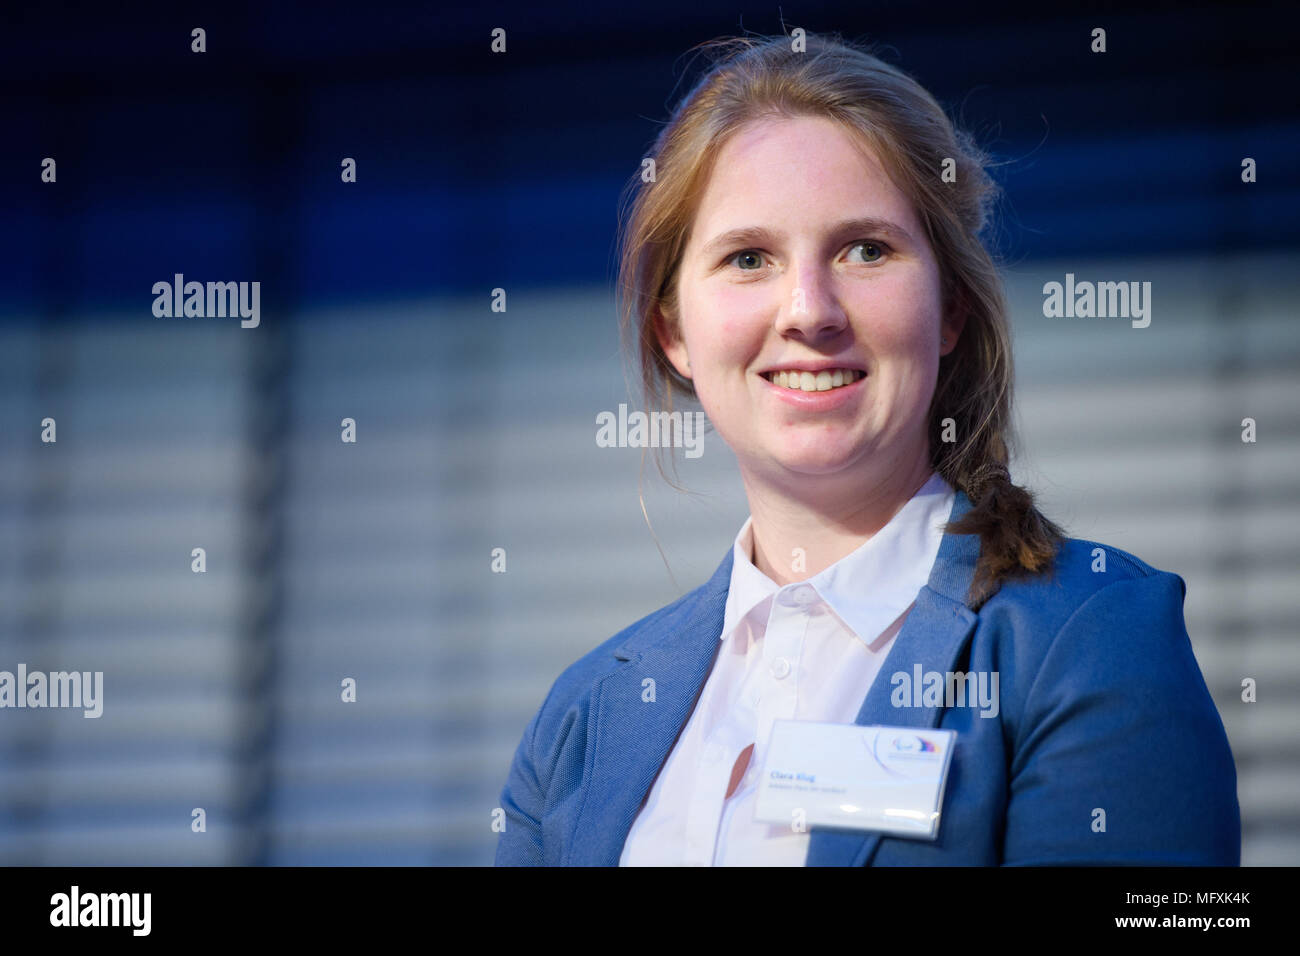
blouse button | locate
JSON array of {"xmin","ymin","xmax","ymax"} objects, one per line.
[{"xmin": 770, "ymin": 657, "xmax": 792, "ymax": 680}]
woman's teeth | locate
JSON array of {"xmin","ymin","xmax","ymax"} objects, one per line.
[{"xmin": 766, "ymin": 369, "xmax": 862, "ymax": 392}]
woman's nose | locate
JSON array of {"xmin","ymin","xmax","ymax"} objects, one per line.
[{"xmin": 773, "ymin": 262, "xmax": 849, "ymax": 340}]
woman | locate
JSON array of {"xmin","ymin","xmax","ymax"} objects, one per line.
[{"xmin": 494, "ymin": 32, "xmax": 1239, "ymax": 866}]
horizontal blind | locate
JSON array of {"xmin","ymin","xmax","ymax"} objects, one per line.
[{"xmin": 0, "ymin": 319, "xmax": 256, "ymax": 864}]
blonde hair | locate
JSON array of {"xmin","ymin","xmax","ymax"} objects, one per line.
[{"xmin": 615, "ymin": 31, "xmax": 1066, "ymax": 609}]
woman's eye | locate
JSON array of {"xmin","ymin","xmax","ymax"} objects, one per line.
[
  {"xmin": 848, "ymin": 241, "xmax": 886, "ymax": 263},
  {"xmin": 728, "ymin": 250, "xmax": 765, "ymax": 271},
  {"xmin": 725, "ymin": 242, "xmax": 886, "ymax": 272}
]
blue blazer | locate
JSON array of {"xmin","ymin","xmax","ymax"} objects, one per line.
[{"xmin": 495, "ymin": 490, "xmax": 1240, "ymax": 865}]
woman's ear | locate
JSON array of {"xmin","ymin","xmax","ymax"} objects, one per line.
[
  {"xmin": 940, "ymin": 305, "xmax": 969, "ymax": 356},
  {"xmin": 654, "ymin": 306, "xmax": 692, "ymax": 379}
]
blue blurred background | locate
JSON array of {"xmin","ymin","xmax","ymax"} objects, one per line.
[{"xmin": 1, "ymin": 0, "xmax": 1297, "ymax": 865}]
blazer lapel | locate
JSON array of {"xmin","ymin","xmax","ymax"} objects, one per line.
[
  {"xmin": 564, "ymin": 549, "xmax": 734, "ymax": 865},
  {"xmin": 806, "ymin": 489, "xmax": 982, "ymax": 866}
]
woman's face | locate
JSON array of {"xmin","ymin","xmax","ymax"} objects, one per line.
[{"xmin": 660, "ymin": 114, "xmax": 963, "ymax": 494}]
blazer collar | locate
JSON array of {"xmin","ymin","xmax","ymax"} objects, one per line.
[{"xmin": 567, "ymin": 489, "xmax": 981, "ymax": 866}]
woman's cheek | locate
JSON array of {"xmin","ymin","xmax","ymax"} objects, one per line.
[
  {"xmin": 711, "ymin": 290, "xmax": 761, "ymax": 344},
  {"xmin": 866, "ymin": 279, "xmax": 940, "ymax": 354},
  {"xmin": 690, "ymin": 322, "xmax": 758, "ymax": 385}
]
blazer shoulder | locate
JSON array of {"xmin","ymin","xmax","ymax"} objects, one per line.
[
  {"xmin": 998, "ymin": 533, "xmax": 1177, "ymax": 600},
  {"xmin": 1052, "ymin": 535, "xmax": 1167, "ymax": 582},
  {"xmin": 975, "ymin": 534, "xmax": 1186, "ymax": 653}
]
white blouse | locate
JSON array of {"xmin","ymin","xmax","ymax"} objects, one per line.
[{"xmin": 619, "ymin": 472, "xmax": 956, "ymax": 866}]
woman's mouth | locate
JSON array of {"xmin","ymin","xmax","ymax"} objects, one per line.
[
  {"xmin": 758, "ymin": 367, "xmax": 866, "ymax": 410},
  {"xmin": 760, "ymin": 368, "xmax": 863, "ymax": 392}
]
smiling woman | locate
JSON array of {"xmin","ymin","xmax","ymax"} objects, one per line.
[
  {"xmin": 625, "ymin": 37, "xmax": 1064, "ymax": 608},
  {"xmin": 494, "ymin": 31, "xmax": 1239, "ymax": 867},
  {"xmin": 659, "ymin": 112, "xmax": 954, "ymax": 563}
]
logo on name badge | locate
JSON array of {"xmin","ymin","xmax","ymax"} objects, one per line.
[{"xmin": 865, "ymin": 731, "xmax": 944, "ymax": 777}]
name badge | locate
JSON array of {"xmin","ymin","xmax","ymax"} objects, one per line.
[{"xmin": 753, "ymin": 720, "xmax": 956, "ymax": 839}]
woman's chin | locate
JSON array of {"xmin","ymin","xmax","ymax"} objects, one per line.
[{"xmin": 765, "ymin": 448, "xmax": 866, "ymax": 479}]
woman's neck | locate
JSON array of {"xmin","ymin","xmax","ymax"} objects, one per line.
[{"xmin": 740, "ymin": 455, "xmax": 935, "ymax": 587}]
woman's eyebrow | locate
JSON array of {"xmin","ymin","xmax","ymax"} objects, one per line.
[{"xmin": 699, "ymin": 217, "xmax": 916, "ymax": 258}]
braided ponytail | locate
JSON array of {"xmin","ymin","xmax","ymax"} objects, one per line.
[{"xmin": 940, "ymin": 454, "xmax": 1067, "ymax": 611}]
